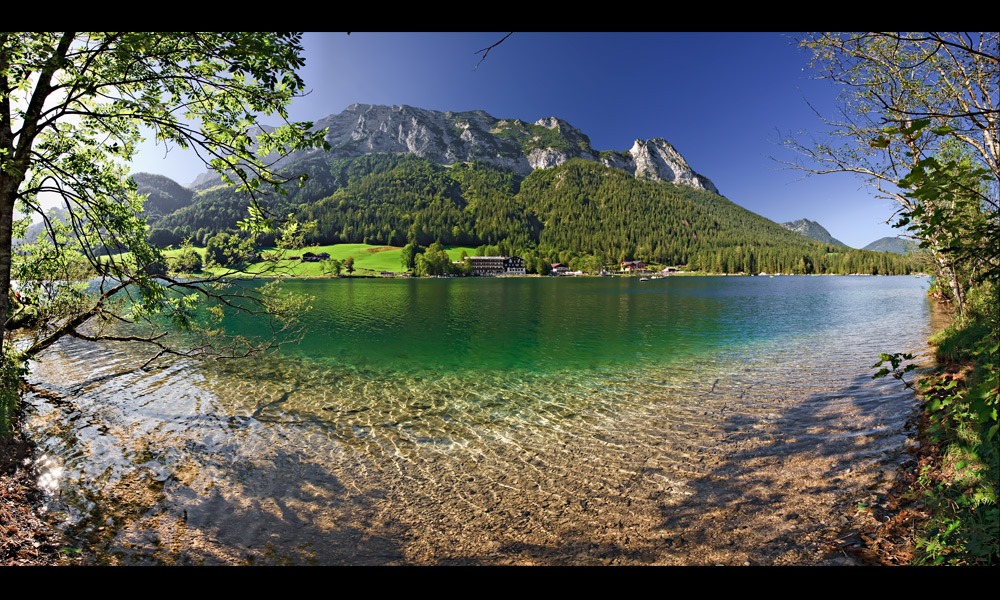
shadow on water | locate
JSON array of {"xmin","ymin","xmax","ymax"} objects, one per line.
[
  {"xmin": 645, "ymin": 370, "xmax": 920, "ymax": 565},
  {"xmin": 21, "ymin": 277, "xmax": 932, "ymax": 565},
  {"xmin": 441, "ymin": 369, "xmax": 921, "ymax": 566}
]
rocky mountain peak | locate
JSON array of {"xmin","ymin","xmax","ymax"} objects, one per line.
[
  {"xmin": 533, "ymin": 116, "xmax": 577, "ymax": 133},
  {"xmin": 781, "ymin": 219, "xmax": 849, "ymax": 247},
  {"xmin": 624, "ymin": 138, "xmax": 718, "ymax": 194},
  {"xmin": 190, "ymin": 104, "xmax": 721, "ymax": 195}
]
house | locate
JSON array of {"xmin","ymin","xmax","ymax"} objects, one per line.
[
  {"xmin": 503, "ymin": 256, "xmax": 526, "ymax": 275},
  {"xmin": 468, "ymin": 256, "xmax": 526, "ymax": 276},
  {"xmin": 301, "ymin": 252, "xmax": 331, "ymax": 262},
  {"xmin": 468, "ymin": 256, "xmax": 505, "ymax": 276}
]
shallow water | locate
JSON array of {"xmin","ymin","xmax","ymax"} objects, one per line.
[{"xmin": 24, "ymin": 275, "xmax": 933, "ymax": 564}]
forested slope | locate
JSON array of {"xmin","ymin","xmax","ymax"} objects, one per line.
[{"xmin": 143, "ymin": 154, "xmax": 915, "ymax": 275}]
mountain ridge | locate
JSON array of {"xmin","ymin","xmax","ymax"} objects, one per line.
[
  {"xmin": 132, "ymin": 103, "xmax": 916, "ymax": 276},
  {"xmin": 863, "ymin": 236, "xmax": 918, "ymax": 255},
  {"xmin": 188, "ymin": 103, "xmax": 720, "ymax": 196},
  {"xmin": 780, "ymin": 219, "xmax": 849, "ymax": 248}
]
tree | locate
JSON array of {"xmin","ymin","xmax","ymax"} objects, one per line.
[
  {"xmin": 781, "ymin": 32, "xmax": 998, "ymax": 315},
  {"xmin": 275, "ymin": 213, "xmax": 317, "ymax": 251},
  {"xmin": 170, "ymin": 242, "xmax": 203, "ymax": 274},
  {"xmin": 324, "ymin": 258, "xmax": 343, "ymax": 277},
  {"xmin": 569, "ymin": 253, "xmax": 604, "ymax": 274},
  {"xmin": 344, "ymin": 255, "xmax": 355, "ymax": 275},
  {"xmin": 400, "ymin": 241, "xmax": 417, "ymax": 271},
  {"xmin": 413, "ymin": 240, "xmax": 454, "ymax": 276},
  {"xmin": 787, "ymin": 35, "xmax": 1000, "ymax": 521},
  {"xmin": 204, "ymin": 231, "xmax": 249, "ymax": 268},
  {"xmin": 1, "ymin": 32, "xmax": 328, "ymax": 371}
]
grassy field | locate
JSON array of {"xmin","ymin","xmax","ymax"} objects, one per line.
[{"xmin": 157, "ymin": 243, "xmax": 479, "ymax": 277}]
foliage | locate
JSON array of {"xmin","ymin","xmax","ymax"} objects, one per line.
[
  {"xmin": 895, "ymin": 130, "xmax": 999, "ymax": 298},
  {"xmin": 871, "ymin": 351, "xmax": 918, "ymax": 387},
  {"xmin": 400, "ymin": 242, "xmax": 417, "ymax": 271},
  {"xmin": 205, "ymin": 232, "xmax": 253, "ymax": 268},
  {"xmin": 787, "ymin": 32, "xmax": 999, "ymax": 316},
  {"xmin": 150, "ymin": 153, "xmax": 917, "ymax": 276},
  {"xmin": 169, "ymin": 240, "xmax": 203, "ymax": 274},
  {"xmin": 1, "ymin": 32, "xmax": 328, "ymax": 383},
  {"xmin": 0, "ymin": 346, "xmax": 26, "ymax": 435},
  {"xmin": 412, "ymin": 241, "xmax": 455, "ymax": 276},
  {"xmin": 275, "ymin": 214, "xmax": 318, "ymax": 251},
  {"xmin": 906, "ymin": 319, "xmax": 999, "ymax": 564},
  {"xmin": 324, "ymin": 258, "xmax": 343, "ymax": 277},
  {"xmin": 568, "ymin": 253, "xmax": 604, "ymax": 274},
  {"xmin": 797, "ymin": 32, "xmax": 999, "ymax": 565}
]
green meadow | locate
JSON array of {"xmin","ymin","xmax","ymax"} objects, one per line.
[{"xmin": 155, "ymin": 243, "xmax": 479, "ymax": 277}]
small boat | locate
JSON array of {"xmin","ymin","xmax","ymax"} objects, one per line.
[{"xmin": 639, "ymin": 277, "xmax": 649, "ymax": 281}]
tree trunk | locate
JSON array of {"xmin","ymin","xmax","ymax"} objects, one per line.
[
  {"xmin": 0, "ymin": 39, "xmax": 14, "ymax": 362},
  {"xmin": 0, "ymin": 33, "xmax": 73, "ymax": 364},
  {"xmin": 928, "ymin": 249, "xmax": 966, "ymax": 317},
  {"xmin": 0, "ymin": 187, "xmax": 14, "ymax": 361}
]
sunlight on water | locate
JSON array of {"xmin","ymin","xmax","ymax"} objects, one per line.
[
  {"xmin": 23, "ymin": 276, "xmax": 933, "ymax": 565},
  {"xmin": 35, "ymin": 454, "xmax": 64, "ymax": 495}
]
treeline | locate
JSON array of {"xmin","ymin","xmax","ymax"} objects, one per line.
[{"xmin": 144, "ymin": 154, "xmax": 917, "ymax": 275}]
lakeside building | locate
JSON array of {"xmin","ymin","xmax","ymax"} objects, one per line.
[
  {"xmin": 301, "ymin": 252, "xmax": 331, "ymax": 262},
  {"xmin": 468, "ymin": 256, "xmax": 525, "ymax": 276},
  {"xmin": 503, "ymin": 256, "xmax": 526, "ymax": 275}
]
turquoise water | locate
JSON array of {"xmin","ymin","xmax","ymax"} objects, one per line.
[
  {"xmin": 24, "ymin": 275, "xmax": 934, "ymax": 564},
  {"xmin": 233, "ymin": 275, "xmax": 927, "ymax": 373}
]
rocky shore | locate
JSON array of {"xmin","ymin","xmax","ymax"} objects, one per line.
[{"xmin": 0, "ymin": 419, "xmax": 72, "ymax": 565}]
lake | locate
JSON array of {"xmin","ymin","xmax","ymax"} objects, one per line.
[{"xmin": 24, "ymin": 275, "xmax": 933, "ymax": 564}]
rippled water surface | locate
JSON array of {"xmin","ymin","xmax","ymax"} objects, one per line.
[{"xmin": 24, "ymin": 275, "xmax": 933, "ymax": 564}]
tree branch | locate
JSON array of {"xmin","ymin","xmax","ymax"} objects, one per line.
[{"xmin": 474, "ymin": 33, "xmax": 513, "ymax": 71}]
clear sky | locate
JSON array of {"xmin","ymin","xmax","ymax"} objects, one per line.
[{"xmin": 133, "ymin": 32, "xmax": 906, "ymax": 249}]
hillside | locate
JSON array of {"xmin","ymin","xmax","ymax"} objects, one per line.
[
  {"xmin": 131, "ymin": 172, "xmax": 194, "ymax": 224},
  {"xmin": 137, "ymin": 104, "xmax": 916, "ymax": 275}
]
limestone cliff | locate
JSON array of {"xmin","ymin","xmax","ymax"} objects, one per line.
[{"xmin": 264, "ymin": 103, "xmax": 720, "ymax": 195}]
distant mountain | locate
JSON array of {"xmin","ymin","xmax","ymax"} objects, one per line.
[
  {"xmin": 781, "ymin": 219, "xmax": 849, "ymax": 247},
  {"xmin": 17, "ymin": 206, "xmax": 72, "ymax": 246},
  {"xmin": 131, "ymin": 172, "xmax": 194, "ymax": 224},
  {"xmin": 863, "ymin": 236, "xmax": 918, "ymax": 255}
]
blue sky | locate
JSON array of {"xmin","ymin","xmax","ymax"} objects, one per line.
[{"xmin": 134, "ymin": 32, "xmax": 905, "ymax": 249}]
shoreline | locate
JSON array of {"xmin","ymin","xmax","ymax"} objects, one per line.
[
  {"xmin": 199, "ymin": 271, "xmax": 926, "ymax": 281},
  {"xmin": 0, "ymin": 401, "xmax": 76, "ymax": 565}
]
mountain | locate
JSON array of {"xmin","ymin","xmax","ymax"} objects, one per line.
[
  {"xmin": 211, "ymin": 103, "xmax": 720, "ymax": 195},
  {"xmin": 17, "ymin": 206, "xmax": 72, "ymax": 247},
  {"xmin": 781, "ymin": 219, "xmax": 849, "ymax": 247},
  {"xmin": 131, "ymin": 172, "xmax": 194, "ymax": 224},
  {"xmin": 16, "ymin": 174, "xmax": 190, "ymax": 246},
  {"xmin": 136, "ymin": 104, "xmax": 916, "ymax": 276},
  {"xmin": 863, "ymin": 236, "xmax": 918, "ymax": 255}
]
